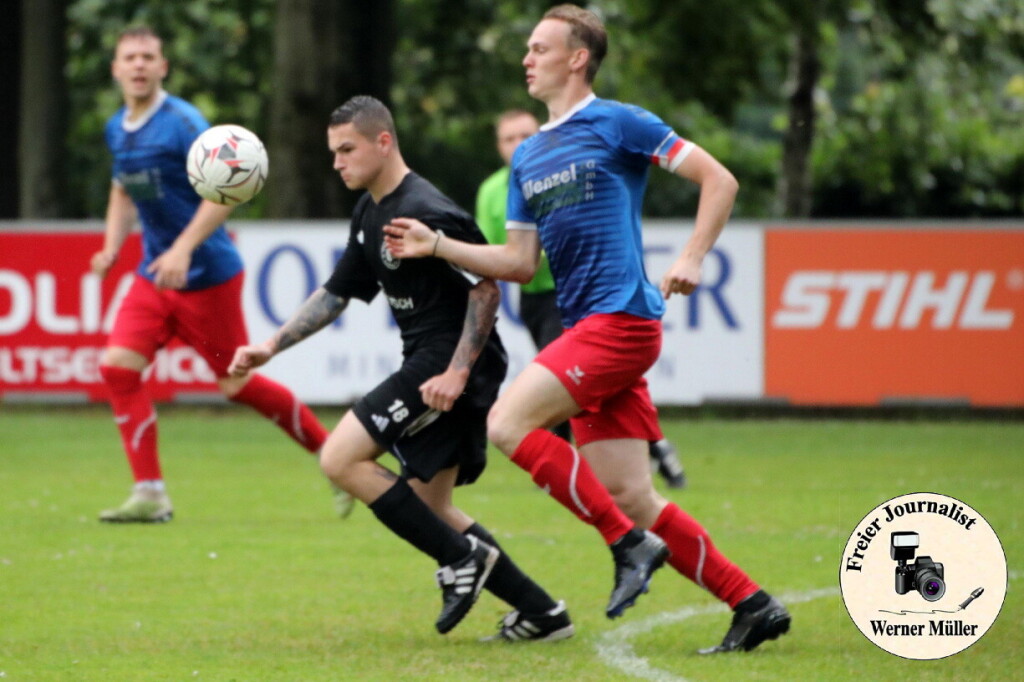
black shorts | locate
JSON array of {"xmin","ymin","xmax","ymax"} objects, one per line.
[
  {"xmin": 352, "ymin": 341, "xmax": 507, "ymax": 485},
  {"xmin": 519, "ymin": 290, "xmax": 562, "ymax": 351}
]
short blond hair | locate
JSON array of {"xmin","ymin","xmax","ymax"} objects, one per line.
[{"xmin": 542, "ymin": 4, "xmax": 607, "ymax": 83}]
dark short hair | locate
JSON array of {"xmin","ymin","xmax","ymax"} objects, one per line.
[
  {"xmin": 542, "ymin": 4, "xmax": 607, "ymax": 83},
  {"xmin": 116, "ymin": 25, "xmax": 163, "ymax": 51},
  {"xmin": 328, "ymin": 96, "xmax": 397, "ymax": 142}
]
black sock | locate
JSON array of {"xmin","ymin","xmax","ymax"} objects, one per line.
[
  {"xmin": 735, "ymin": 589, "xmax": 770, "ymax": 613},
  {"xmin": 465, "ymin": 523, "xmax": 557, "ymax": 615},
  {"xmin": 368, "ymin": 478, "xmax": 471, "ymax": 566}
]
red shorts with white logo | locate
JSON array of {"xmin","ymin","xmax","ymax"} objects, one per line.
[
  {"xmin": 534, "ymin": 312, "xmax": 663, "ymax": 447},
  {"xmin": 108, "ymin": 272, "xmax": 248, "ymax": 377}
]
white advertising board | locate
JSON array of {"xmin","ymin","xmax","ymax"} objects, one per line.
[{"xmin": 235, "ymin": 221, "xmax": 764, "ymax": 405}]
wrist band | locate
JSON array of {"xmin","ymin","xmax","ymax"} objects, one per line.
[{"xmin": 432, "ymin": 232, "xmax": 442, "ymax": 256}]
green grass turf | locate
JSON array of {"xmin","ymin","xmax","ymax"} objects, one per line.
[{"xmin": 0, "ymin": 406, "xmax": 1020, "ymax": 681}]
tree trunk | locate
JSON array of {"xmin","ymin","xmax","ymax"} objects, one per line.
[
  {"xmin": 19, "ymin": 0, "xmax": 68, "ymax": 218},
  {"xmin": 0, "ymin": 0, "xmax": 21, "ymax": 217},
  {"xmin": 778, "ymin": 25, "xmax": 820, "ymax": 218},
  {"xmin": 267, "ymin": 0, "xmax": 394, "ymax": 218}
]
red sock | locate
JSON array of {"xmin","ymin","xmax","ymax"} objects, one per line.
[
  {"xmin": 650, "ymin": 503, "xmax": 759, "ymax": 608},
  {"xmin": 230, "ymin": 374, "xmax": 328, "ymax": 453},
  {"xmin": 99, "ymin": 365, "xmax": 160, "ymax": 482},
  {"xmin": 511, "ymin": 429, "xmax": 634, "ymax": 545}
]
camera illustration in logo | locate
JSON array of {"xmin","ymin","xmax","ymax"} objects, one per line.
[{"xmin": 891, "ymin": 531, "xmax": 945, "ymax": 601}]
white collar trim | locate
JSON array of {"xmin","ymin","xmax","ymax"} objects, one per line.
[
  {"xmin": 540, "ymin": 93, "xmax": 597, "ymax": 131},
  {"xmin": 122, "ymin": 90, "xmax": 168, "ymax": 133}
]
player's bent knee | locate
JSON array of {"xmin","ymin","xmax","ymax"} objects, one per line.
[
  {"xmin": 318, "ymin": 446, "xmax": 350, "ymax": 484},
  {"xmin": 216, "ymin": 374, "xmax": 249, "ymax": 398},
  {"xmin": 611, "ymin": 486, "xmax": 665, "ymax": 526},
  {"xmin": 485, "ymin": 410, "xmax": 522, "ymax": 456},
  {"xmin": 102, "ymin": 346, "xmax": 149, "ymax": 371}
]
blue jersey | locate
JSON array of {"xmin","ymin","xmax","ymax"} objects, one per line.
[
  {"xmin": 105, "ymin": 92, "xmax": 243, "ymax": 290},
  {"xmin": 506, "ymin": 95, "xmax": 693, "ymax": 327}
]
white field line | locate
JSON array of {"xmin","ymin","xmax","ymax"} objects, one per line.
[
  {"xmin": 594, "ymin": 587, "xmax": 838, "ymax": 682},
  {"xmin": 598, "ymin": 571, "xmax": 1021, "ymax": 681}
]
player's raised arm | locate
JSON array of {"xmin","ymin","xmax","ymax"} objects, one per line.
[
  {"xmin": 419, "ymin": 277, "xmax": 501, "ymax": 412},
  {"xmin": 384, "ymin": 218, "xmax": 541, "ymax": 284},
  {"xmin": 659, "ymin": 146, "xmax": 738, "ymax": 299},
  {"xmin": 147, "ymin": 199, "xmax": 235, "ymax": 290},
  {"xmin": 229, "ymin": 287, "xmax": 350, "ymax": 377}
]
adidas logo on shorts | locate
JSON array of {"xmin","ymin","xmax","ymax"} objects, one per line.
[{"xmin": 371, "ymin": 414, "xmax": 389, "ymax": 432}]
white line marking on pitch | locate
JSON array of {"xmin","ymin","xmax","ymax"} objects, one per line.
[
  {"xmin": 598, "ymin": 570, "xmax": 1021, "ymax": 681},
  {"xmin": 594, "ymin": 587, "xmax": 839, "ymax": 682}
]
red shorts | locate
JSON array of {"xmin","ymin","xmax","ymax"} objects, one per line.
[
  {"xmin": 108, "ymin": 273, "xmax": 248, "ymax": 377},
  {"xmin": 535, "ymin": 313, "xmax": 663, "ymax": 447}
]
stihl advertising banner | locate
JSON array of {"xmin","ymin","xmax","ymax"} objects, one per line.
[
  {"xmin": 3, "ymin": 223, "xmax": 1022, "ymax": 407},
  {"xmin": 765, "ymin": 229, "xmax": 1024, "ymax": 406}
]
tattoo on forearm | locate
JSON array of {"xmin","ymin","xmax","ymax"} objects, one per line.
[
  {"xmin": 274, "ymin": 288, "xmax": 349, "ymax": 353},
  {"xmin": 451, "ymin": 280, "xmax": 499, "ymax": 371}
]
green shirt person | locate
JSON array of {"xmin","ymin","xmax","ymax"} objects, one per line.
[{"xmin": 475, "ymin": 110, "xmax": 561, "ymax": 351}]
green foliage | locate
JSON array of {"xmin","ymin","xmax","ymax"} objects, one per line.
[
  {"xmin": 811, "ymin": 1, "xmax": 1024, "ymax": 216},
  {"xmin": 65, "ymin": 0, "xmax": 274, "ymax": 218},
  {"xmin": 58, "ymin": 0, "xmax": 1024, "ymax": 220}
]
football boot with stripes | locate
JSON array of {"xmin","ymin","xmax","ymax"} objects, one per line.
[
  {"xmin": 606, "ymin": 529, "xmax": 669, "ymax": 618},
  {"xmin": 487, "ymin": 600, "xmax": 575, "ymax": 642},
  {"xmin": 434, "ymin": 535, "xmax": 499, "ymax": 634}
]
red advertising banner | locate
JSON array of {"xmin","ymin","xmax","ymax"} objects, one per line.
[
  {"xmin": 0, "ymin": 232, "xmax": 219, "ymax": 401},
  {"xmin": 766, "ymin": 229, "xmax": 1024, "ymax": 406}
]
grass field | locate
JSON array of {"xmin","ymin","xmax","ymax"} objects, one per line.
[{"xmin": 1, "ymin": 406, "xmax": 1021, "ymax": 681}]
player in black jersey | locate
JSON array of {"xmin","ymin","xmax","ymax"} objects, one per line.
[{"xmin": 229, "ymin": 96, "xmax": 572, "ymax": 641}]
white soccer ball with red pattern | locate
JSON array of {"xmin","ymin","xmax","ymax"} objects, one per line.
[{"xmin": 186, "ymin": 124, "xmax": 269, "ymax": 205}]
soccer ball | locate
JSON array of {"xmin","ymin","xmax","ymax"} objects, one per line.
[{"xmin": 186, "ymin": 124, "xmax": 269, "ymax": 205}]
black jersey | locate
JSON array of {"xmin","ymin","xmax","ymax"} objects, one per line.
[{"xmin": 324, "ymin": 172, "xmax": 504, "ymax": 359}]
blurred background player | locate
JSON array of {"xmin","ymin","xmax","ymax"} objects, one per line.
[
  {"xmin": 386, "ymin": 5, "xmax": 789, "ymax": 649},
  {"xmin": 92, "ymin": 26, "xmax": 341, "ymax": 523},
  {"xmin": 229, "ymin": 96, "xmax": 573, "ymax": 641},
  {"xmin": 476, "ymin": 109, "xmax": 686, "ymax": 489}
]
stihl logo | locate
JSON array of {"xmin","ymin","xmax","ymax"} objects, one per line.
[{"xmin": 773, "ymin": 271, "xmax": 1014, "ymax": 330}]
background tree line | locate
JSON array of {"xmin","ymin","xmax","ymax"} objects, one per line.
[{"xmin": 6, "ymin": 0, "xmax": 1023, "ymax": 222}]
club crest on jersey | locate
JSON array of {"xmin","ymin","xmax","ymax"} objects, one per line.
[{"xmin": 380, "ymin": 240, "xmax": 400, "ymax": 270}]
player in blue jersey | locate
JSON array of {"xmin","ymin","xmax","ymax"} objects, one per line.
[
  {"xmin": 385, "ymin": 5, "xmax": 790, "ymax": 651},
  {"xmin": 478, "ymin": 109, "xmax": 687, "ymax": 489},
  {"xmin": 90, "ymin": 26, "xmax": 339, "ymax": 523}
]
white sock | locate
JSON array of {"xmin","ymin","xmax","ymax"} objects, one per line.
[{"xmin": 134, "ymin": 479, "xmax": 166, "ymax": 493}]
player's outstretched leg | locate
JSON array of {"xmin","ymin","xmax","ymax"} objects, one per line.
[
  {"xmin": 98, "ymin": 365, "xmax": 173, "ymax": 523},
  {"xmin": 228, "ymin": 374, "xmax": 329, "ymax": 453},
  {"xmin": 510, "ymin": 428, "xmax": 668, "ymax": 618},
  {"xmin": 228, "ymin": 374, "xmax": 354, "ymax": 516},
  {"xmin": 607, "ymin": 528, "xmax": 670, "ymax": 618},
  {"xmin": 649, "ymin": 503, "xmax": 790, "ymax": 652},
  {"xmin": 434, "ymin": 535, "xmax": 499, "ymax": 634},
  {"xmin": 698, "ymin": 591, "xmax": 791, "ymax": 654},
  {"xmin": 366, "ymin": 477, "xmax": 496, "ymax": 633},
  {"xmin": 465, "ymin": 523, "xmax": 574, "ymax": 643},
  {"xmin": 649, "ymin": 438, "xmax": 686, "ymax": 489}
]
